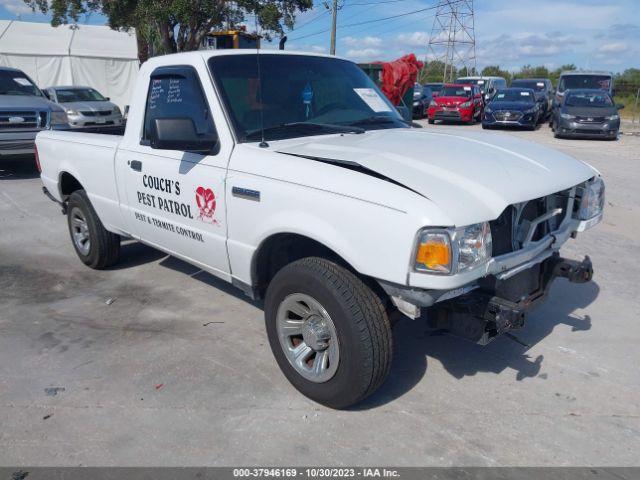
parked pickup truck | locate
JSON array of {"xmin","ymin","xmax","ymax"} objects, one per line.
[
  {"xmin": 37, "ymin": 51, "xmax": 603, "ymax": 408},
  {"xmin": 0, "ymin": 66, "xmax": 69, "ymax": 158}
]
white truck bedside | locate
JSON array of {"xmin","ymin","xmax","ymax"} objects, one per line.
[{"xmin": 36, "ymin": 50, "xmax": 603, "ymax": 409}]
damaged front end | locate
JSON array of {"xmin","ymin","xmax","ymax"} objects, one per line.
[
  {"xmin": 380, "ymin": 177, "xmax": 603, "ymax": 344},
  {"xmin": 428, "ymin": 254, "xmax": 593, "ymax": 344}
]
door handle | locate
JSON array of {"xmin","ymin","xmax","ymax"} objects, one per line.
[{"xmin": 129, "ymin": 160, "xmax": 142, "ymax": 172}]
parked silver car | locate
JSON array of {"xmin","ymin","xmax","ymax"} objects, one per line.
[
  {"xmin": 44, "ymin": 86, "xmax": 123, "ymax": 130},
  {"xmin": 0, "ymin": 67, "xmax": 69, "ymax": 159}
]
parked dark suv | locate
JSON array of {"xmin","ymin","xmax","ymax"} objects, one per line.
[{"xmin": 510, "ymin": 78, "xmax": 553, "ymax": 120}]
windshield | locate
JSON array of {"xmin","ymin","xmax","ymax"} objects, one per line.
[
  {"xmin": 208, "ymin": 54, "xmax": 405, "ymax": 142},
  {"xmin": 425, "ymin": 83, "xmax": 443, "ymax": 93},
  {"xmin": 511, "ymin": 80, "xmax": 546, "ymax": 91},
  {"xmin": 493, "ymin": 89, "xmax": 535, "ymax": 103},
  {"xmin": 565, "ymin": 91, "xmax": 613, "ymax": 107},
  {"xmin": 55, "ymin": 88, "xmax": 106, "ymax": 102},
  {"xmin": 558, "ymin": 75, "xmax": 611, "ymax": 93},
  {"xmin": 0, "ymin": 70, "xmax": 42, "ymax": 96},
  {"xmin": 456, "ymin": 78, "xmax": 485, "ymax": 87},
  {"xmin": 439, "ymin": 86, "xmax": 472, "ymax": 97}
]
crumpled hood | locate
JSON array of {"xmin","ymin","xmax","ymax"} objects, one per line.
[
  {"xmin": 0, "ymin": 94, "xmax": 63, "ymax": 112},
  {"xmin": 274, "ymin": 128, "xmax": 596, "ymax": 226}
]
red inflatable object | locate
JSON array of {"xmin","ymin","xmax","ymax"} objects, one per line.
[{"xmin": 373, "ymin": 54, "xmax": 424, "ymax": 106}]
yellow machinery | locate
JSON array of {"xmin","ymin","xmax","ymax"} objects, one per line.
[{"xmin": 204, "ymin": 29, "xmax": 261, "ymax": 50}]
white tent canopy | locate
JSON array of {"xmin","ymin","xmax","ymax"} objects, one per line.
[{"xmin": 0, "ymin": 20, "xmax": 139, "ymax": 109}]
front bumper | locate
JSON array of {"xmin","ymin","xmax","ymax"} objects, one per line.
[
  {"xmin": 428, "ymin": 254, "xmax": 593, "ymax": 344},
  {"xmin": 556, "ymin": 118, "xmax": 619, "ymax": 138},
  {"xmin": 67, "ymin": 114, "xmax": 123, "ymax": 129},
  {"xmin": 0, "ymin": 130, "xmax": 38, "ymax": 156},
  {"xmin": 483, "ymin": 111, "xmax": 536, "ymax": 127},
  {"xmin": 428, "ymin": 107, "xmax": 473, "ymax": 122}
]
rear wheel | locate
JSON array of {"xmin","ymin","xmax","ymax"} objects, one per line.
[
  {"xmin": 67, "ymin": 190, "xmax": 120, "ymax": 269},
  {"xmin": 428, "ymin": 119, "xmax": 435, "ymax": 124},
  {"xmin": 265, "ymin": 257, "xmax": 392, "ymax": 409}
]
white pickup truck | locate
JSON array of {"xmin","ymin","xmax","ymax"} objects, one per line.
[{"xmin": 37, "ymin": 50, "xmax": 603, "ymax": 408}]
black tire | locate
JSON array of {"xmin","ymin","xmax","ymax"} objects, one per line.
[
  {"xmin": 265, "ymin": 257, "xmax": 392, "ymax": 409},
  {"xmin": 67, "ymin": 190, "xmax": 120, "ymax": 269},
  {"xmin": 428, "ymin": 119, "xmax": 435, "ymax": 124}
]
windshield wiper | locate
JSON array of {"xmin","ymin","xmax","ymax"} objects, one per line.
[{"xmin": 246, "ymin": 122, "xmax": 364, "ymax": 141}]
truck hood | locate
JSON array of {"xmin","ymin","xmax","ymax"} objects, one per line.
[
  {"xmin": 274, "ymin": 128, "xmax": 597, "ymax": 226},
  {"xmin": 60, "ymin": 100, "xmax": 117, "ymax": 112},
  {"xmin": 0, "ymin": 94, "xmax": 63, "ymax": 112}
]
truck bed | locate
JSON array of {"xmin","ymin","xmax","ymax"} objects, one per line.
[{"xmin": 37, "ymin": 130, "xmax": 127, "ymax": 236}]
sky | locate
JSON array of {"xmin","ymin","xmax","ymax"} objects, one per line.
[{"xmin": 1, "ymin": 0, "xmax": 638, "ymax": 73}]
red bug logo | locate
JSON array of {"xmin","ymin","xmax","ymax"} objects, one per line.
[{"xmin": 195, "ymin": 187, "xmax": 217, "ymax": 223}]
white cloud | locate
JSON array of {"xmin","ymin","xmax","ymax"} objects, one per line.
[
  {"xmin": 598, "ymin": 42, "xmax": 627, "ymax": 53},
  {"xmin": 345, "ymin": 48, "xmax": 382, "ymax": 60},
  {"xmin": 397, "ymin": 31, "xmax": 430, "ymax": 48},
  {"xmin": 342, "ymin": 36, "xmax": 382, "ymax": 48},
  {"xmin": 2, "ymin": 0, "xmax": 33, "ymax": 15}
]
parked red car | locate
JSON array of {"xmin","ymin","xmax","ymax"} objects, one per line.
[{"xmin": 427, "ymin": 83, "xmax": 483, "ymax": 124}]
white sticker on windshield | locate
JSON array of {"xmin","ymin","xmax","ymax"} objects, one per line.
[
  {"xmin": 520, "ymin": 91, "xmax": 530, "ymax": 96},
  {"xmin": 477, "ymin": 80, "xmax": 485, "ymax": 84},
  {"xmin": 463, "ymin": 86, "xmax": 471, "ymax": 91},
  {"xmin": 536, "ymin": 82, "xmax": 544, "ymax": 87},
  {"xmin": 497, "ymin": 93, "xmax": 505, "ymax": 99},
  {"xmin": 353, "ymin": 88, "xmax": 392, "ymax": 112},
  {"xmin": 14, "ymin": 78, "xmax": 33, "ymax": 86}
]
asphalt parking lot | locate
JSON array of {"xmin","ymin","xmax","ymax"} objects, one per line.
[{"xmin": 1, "ymin": 121, "xmax": 639, "ymax": 467}]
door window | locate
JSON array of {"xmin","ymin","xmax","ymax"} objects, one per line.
[{"xmin": 142, "ymin": 66, "xmax": 217, "ymax": 143}]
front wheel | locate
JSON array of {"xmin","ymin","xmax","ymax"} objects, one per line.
[
  {"xmin": 67, "ymin": 190, "xmax": 120, "ymax": 269},
  {"xmin": 428, "ymin": 119, "xmax": 435, "ymax": 124},
  {"xmin": 265, "ymin": 257, "xmax": 392, "ymax": 409}
]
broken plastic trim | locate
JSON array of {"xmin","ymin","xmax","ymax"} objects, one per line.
[{"xmin": 278, "ymin": 152, "xmax": 428, "ymax": 199}]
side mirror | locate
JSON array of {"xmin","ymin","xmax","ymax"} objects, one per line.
[
  {"xmin": 616, "ymin": 104, "xmax": 625, "ymax": 110},
  {"xmin": 105, "ymin": 97, "xmax": 111, "ymax": 101},
  {"xmin": 150, "ymin": 117, "xmax": 218, "ymax": 154},
  {"xmin": 487, "ymin": 87, "xmax": 495, "ymax": 94}
]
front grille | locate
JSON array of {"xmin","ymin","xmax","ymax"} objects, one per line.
[
  {"xmin": 576, "ymin": 116, "xmax": 605, "ymax": 124},
  {"xmin": 493, "ymin": 111, "xmax": 523, "ymax": 121},
  {"xmin": 435, "ymin": 110, "xmax": 461, "ymax": 119},
  {"xmin": 490, "ymin": 189, "xmax": 571, "ymax": 256},
  {"xmin": 80, "ymin": 110, "xmax": 112, "ymax": 117},
  {"xmin": 0, "ymin": 110, "xmax": 40, "ymax": 130}
]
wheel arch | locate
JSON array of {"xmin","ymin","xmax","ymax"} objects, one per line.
[
  {"xmin": 58, "ymin": 171, "xmax": 85, "ymax": 200},
  {"xmin": 250, "ymin": 232, "xmax": 388, "ymax": 303}
]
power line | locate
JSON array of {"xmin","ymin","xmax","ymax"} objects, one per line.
[{"xmin": 289, "ymin": 1, "xmax": 461, "ymax": 41}]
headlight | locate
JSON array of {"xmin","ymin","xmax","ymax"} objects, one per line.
[
  {"xmin": 606, "ymin": 114, "xmax": 619, "ymax": 121},
  {"xmin": 459, "ymin": 101, "xmax": 471, "ymax": 108},
  {"xmin": 414, "ymin": 222, "xmax": 492, "ymax": 274},
  {"xmin": 429, "ymin": 100, "xmax": 438, "ymax": 107},
  {"xmin": 455, "ymin": 222, "xmax": 493, "ymax": 272},
  {"xmin": 413, "ymin": 101, "xmax": 419, "ymax": 106},
  {"xmin": 65, "ymin": 109, "xmax": 78, "ymax": 116},
  {"xmin": 560, "ymin": 113, "xmax": 575, "ymax": 120},
  {"xmin": 575, "ymin": 177, "xmax": 605, "ymax": 221},
  {"xmin": 524, "ymin": 108, "xmax": 536, "ymax": 114},
  {"xmin": 50, "ymin": 111, "xmax": 68, "ymax": 125},
  {"xmin": 485, "ymin": 107, "xmax": 492, "ymax": 114},
  {"xmin": 113, "ymin": 106, "xmax": 122, "ymax": 115}
]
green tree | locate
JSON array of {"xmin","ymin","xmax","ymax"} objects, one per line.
[
  {"xmin": 24, "ymin": 0, "xmax": 312, "ymax": 62},
  {"xmin": 481, "ymin": 65, "xmax": 511, "ymax": 83},
  {"xmin": 419, "ymin": 60, "xmax": 458, "ymax": 83}
]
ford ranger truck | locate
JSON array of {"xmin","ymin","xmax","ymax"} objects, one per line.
[{"xmin": 36, "ymin": 51, "xmax": 603, "ymax": 409}]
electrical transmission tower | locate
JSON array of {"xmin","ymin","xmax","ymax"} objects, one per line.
[{"xmin": 426, "ymin": 0, "xmax": 476, "ymax": 83}]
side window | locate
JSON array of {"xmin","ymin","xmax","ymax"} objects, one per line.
[{"xmin": 142, "ymin": 66, "xmax": 216, "ymax": 143}]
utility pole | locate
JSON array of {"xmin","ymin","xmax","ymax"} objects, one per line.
[
  {"xmin": 426, "ymin": 0, "xmax": 477, "ymax": 83},
  {"xmin": 328, "ymin": 0, "xmax": 338, "ymax": 55}
]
